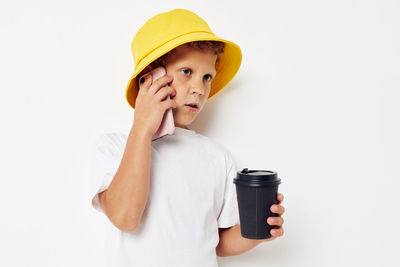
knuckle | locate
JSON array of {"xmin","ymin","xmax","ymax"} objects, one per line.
[
  {"xmin": 157, "ymin": 86, "xmax": 165, "ymax": 93},
  {"xmin": 161, "ymin": 75, "xmax": 171, "ymax": 82},
  {"xmin": 161, "ymin": 86, "xmax": 170, "ymax": 95},
  {"xmin": 161, "ymin": 84, "xmax": 169, "ymax": 90},
  {"xmin": 151, "ymin": 79, "xmax": 161, "ymax": 88}
]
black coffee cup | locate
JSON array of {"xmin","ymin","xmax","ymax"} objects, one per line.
[{"xmin": 233, "ymin": 168, "xmax": 282, "ymax": 239}]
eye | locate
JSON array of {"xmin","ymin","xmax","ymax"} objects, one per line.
[
  {"xmin": 181, "ymin": 68, "xmax": 191, "ymax": 75},
  {"xmin": 181, "ymin": 68, "xmax": 213, "ymax": 81},
  {"xmin": 204, "ymin": 74, "xmax": 213, "ymax": 81}
]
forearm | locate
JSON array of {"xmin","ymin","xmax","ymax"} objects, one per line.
[
  {"xmin": 216, "ymin": 224, "xmax": 264, "ymax": 257},
  {"xmin": 104, "ymin": 125, "xmax": 152, "ymax": 231}
]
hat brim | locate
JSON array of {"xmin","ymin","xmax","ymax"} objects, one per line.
[{"xmin": 125, "ymin": 31, "xmax": 242, "ymax": 110}]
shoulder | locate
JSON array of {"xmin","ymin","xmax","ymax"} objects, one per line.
[{"xmin": 91, "ymin": 131, "xmax": 128, "ymax": 157}]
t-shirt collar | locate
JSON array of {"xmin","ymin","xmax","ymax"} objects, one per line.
[{"xmin": 174, "ymin": 126, "xmax": 197, "ymax": 135}]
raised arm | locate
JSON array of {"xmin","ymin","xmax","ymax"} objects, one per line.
[{"xmin": 100, "ymin": 126, "xmax": 152, "ymax": 232}]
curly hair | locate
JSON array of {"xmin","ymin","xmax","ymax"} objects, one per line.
[{"xmin": 136, "ymin": 40, "xmax": 225, "ymax": 87}]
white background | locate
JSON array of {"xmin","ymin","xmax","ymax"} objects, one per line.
[{"xmin": 0, "ymin": 0, "xmax": 399, "ymax": 266}]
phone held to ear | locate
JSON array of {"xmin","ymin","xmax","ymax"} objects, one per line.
[{"xmin": 138, "ymin": 66, "xmax": 175, "ymax": 141}]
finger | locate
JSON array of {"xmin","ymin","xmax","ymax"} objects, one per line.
[
  {"xmin": 138, "ymin": 73, "xmax": 152, "ymax": 91},
  {"xmin": 148, "ymin": 75, "xmax": 173, "ymax": 95},
  {"xmin": 161, "ymin": 98, "xmax": 177, "ymax": 110},
  {"xmin": 155, "ymin": 86, "xmax": 176, "ymax": 102},
  {"xmin": 277, "ymin": 193, "xmax": 284, "ymax": 204},
  {"xmin": 267, "ymin": 216, "xmax": 284, "ymax": 226},
  {"xmin": 270, "ymin": 204, "xmax": 285, "ymax": 215},
  {"xmin": 270, "ymin": 227, "xmax": 284, "ymax": 237}
]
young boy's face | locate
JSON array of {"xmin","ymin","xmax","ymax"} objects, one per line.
[{"xmin": 164, "ymin": 44, "xmax": 217, "ymax": 129}]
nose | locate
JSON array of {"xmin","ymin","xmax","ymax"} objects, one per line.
[{"xmin": 190, "ymin": 77, "xmax": 207, "ymax": 95}]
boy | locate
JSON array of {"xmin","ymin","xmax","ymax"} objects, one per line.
[{"xmin": 90, "ymin": 8, "xmax": 285, "ymax": 266}]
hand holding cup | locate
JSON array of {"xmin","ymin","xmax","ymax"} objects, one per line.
[
  {"xmin": 262, "ymin": 192, "xmax": 285, "ymax": 242},
  {"xmin": 233, "ymin": 168, "xmax": 284, "ymax": 240}
]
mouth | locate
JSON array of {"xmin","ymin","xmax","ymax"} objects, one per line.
[{"xmin": 184, "ymin": 103, "xmax": 199, "ymax": 112}]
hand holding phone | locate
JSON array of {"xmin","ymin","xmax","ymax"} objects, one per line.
[{"xmin": 135, "ymin": 66, "xmax": 176, "ymax": 141}]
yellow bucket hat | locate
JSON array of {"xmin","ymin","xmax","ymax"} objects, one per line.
[{"xmin": 125, "ymin": 8, "xmax": 242, "ymax": 110}]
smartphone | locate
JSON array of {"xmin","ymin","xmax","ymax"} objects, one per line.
[{"xmin": 138, "ymin": 66, "xmax": 175, "ymax": 141}]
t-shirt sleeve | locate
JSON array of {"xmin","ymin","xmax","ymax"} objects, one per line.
[
  {"xmin": 89, "ymin": 133, "xmax": 124, "ymax": 215},
  {"xmin": 217, "ymin": 151, "xmax": 240, "ymax": 228}
]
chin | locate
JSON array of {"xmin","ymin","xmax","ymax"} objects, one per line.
[{"xmin": 174, "ymin": 115, "xmax": 195, "ymax": 126}]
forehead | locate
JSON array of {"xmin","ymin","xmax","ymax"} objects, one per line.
[{"xmin": 165, "ymin": 45, "xmax": 217, "ymax": 69}]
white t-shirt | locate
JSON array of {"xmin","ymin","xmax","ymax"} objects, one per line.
[{"xmin": 90, "ymin": 126, "xmax": 240, "ymax": 267}]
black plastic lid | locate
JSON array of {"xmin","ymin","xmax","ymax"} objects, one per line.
[{"xmin": 233, "ymin": 168, "xmax": 281, "ymax": 187}]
